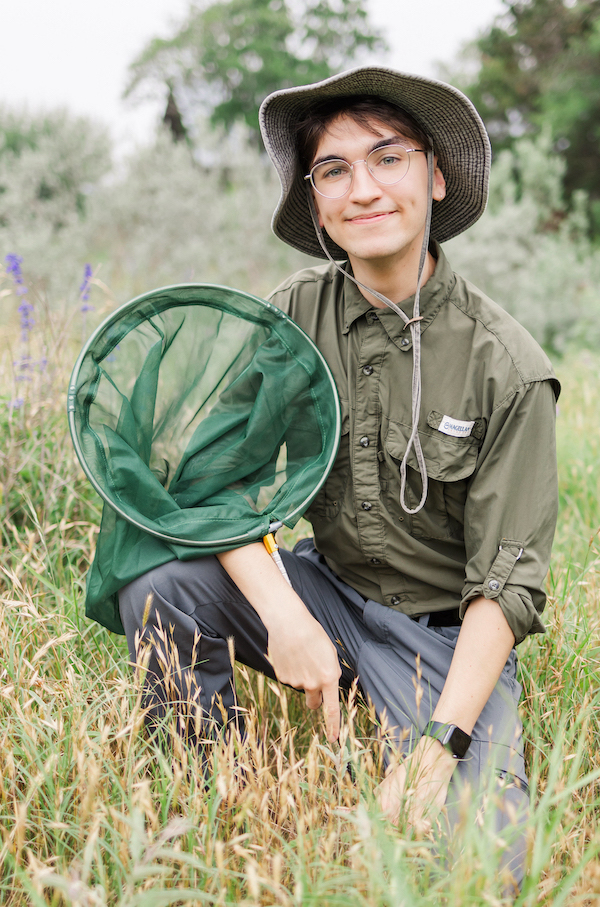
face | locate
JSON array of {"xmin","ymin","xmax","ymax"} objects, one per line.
[{"xmin": 310, "ymin": 114, "xmax": 446, "ymax": 270}]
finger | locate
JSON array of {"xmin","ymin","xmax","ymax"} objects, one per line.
[
  {"xmin": 407, "ymin": 802, "xmax": 433, "ymax": 838},
  {"xmin": 321, "ymin": 683, "xmax": 340, "ymax": 742},
  {"xmin": 305, "ymin": 689, "xmax": 323, "ymax": 711},
  {"xmin": 415, "ymin": 816, "xmax": 432, "ymax": 837},
  {"xmin": 376, "ymin": 770, "xmax": 405, "ymax": 824}
]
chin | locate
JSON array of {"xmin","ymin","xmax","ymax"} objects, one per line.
[
  {"xmin": 329, "ymin": 224, "xmax": 422, "ymax": 263},
  {"xmin": 347, "ymin": 241, "xmax": 413, "ymax": 263}
]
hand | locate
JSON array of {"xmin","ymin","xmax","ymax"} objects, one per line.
[
  {"xmin": 217, "ymin": 543, "xmax": 342, "ymax": 741},
  {"xmin": 377, "ymin": 736, "xmax": 456, "ymax": 835},
  {"xmin": 377, "ymin": 596, "xmax": 514, "ymax": 834},
  {"xmin": 265, "ymin": 606, "xmax": 342, "ymax": 742}
]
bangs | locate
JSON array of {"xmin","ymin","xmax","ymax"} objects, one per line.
[{"xmin": 295, "ymin": 95, "xmax": 431, "ymax": 171}]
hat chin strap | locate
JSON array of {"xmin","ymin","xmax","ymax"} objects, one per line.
[{"xmin": 306, "ymin": 149, "xmax": 435, "ymax": 514}]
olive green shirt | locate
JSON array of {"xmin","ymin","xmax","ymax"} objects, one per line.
[{"xmin": 269, "ymin": 245, "xmax": 560, "ymax": 644}]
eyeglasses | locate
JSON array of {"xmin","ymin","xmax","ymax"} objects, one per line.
[{"xmin": 304, "ymin": 145, "xmax": 426, "ymax": 199}]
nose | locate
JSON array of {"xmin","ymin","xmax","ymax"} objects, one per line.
[{"xmin": 348, "ymin": 159, "xmax": 383, "ymax": 202}]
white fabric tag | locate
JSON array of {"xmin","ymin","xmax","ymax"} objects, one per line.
[{"xmin": 438, "ymin": 415, "xmax": 475, "ymax": 438}]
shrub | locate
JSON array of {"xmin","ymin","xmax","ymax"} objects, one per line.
[{"xmin": 447, "ymin": 132, "xmax": 600, "ymax": 355}]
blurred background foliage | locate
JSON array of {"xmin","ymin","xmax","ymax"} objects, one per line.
[
  {"xmin": 446, "ymin": 0, "xmax": 600, "ymax": 232},
  {"xmin": 124, "ymin": 0, "xmax": 386, "ymax": 141},
  {"xmin": 1, "ymin": 0, "xmax": 600, "ymax": 359}
]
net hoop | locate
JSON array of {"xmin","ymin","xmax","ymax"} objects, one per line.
[{"xmin": 68, "ymin": 282, "xmax": 341, "ymax": 548}]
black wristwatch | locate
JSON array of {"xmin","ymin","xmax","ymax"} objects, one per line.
[{"xmin": 422, "ymin": 721, "xmax": 472, "ymax": 759}]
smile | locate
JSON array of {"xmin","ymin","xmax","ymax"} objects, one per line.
[{"xmin": 346, "ymin": 211, "xmax": 395, "ymax": 224}]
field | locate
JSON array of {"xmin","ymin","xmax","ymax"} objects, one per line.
[{"xmin": 0, "ymin": 292, "xmax": 599, "ymax": 906}]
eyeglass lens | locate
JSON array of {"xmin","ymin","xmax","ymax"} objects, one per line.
[{"xmin": 310, "ymin": 145, "xmax": 412, "ymax": 198}]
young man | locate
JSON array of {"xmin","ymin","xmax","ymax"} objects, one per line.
[{"xmin": 119, "ymin": 67, "xmax": 559, "ymax": 882}]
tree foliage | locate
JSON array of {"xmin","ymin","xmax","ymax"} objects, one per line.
[
  {"xmin": 447, "ymin": 131, "xmax": 600, "ymax": 354},
  {"xmin": 457, "ymin": 0, "xmax": 600, "ymax": 223},
  {"xmin": 125, "ymin": 0, "xmax": 386, "ymax": 140},
  {"xmin": 0, "ymin": 109, "xmax": 112, "ymax": 299},
  {"xmin": 0, "ymin": 109, "xmax": 111, "ymax": 232}
]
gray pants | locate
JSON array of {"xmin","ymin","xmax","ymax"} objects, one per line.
[{"xmin": 119, "ymin": 539, "xmax": 529, "ymax": 883}]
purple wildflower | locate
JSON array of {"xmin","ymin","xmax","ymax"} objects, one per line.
[
  {"xmin": 14, "ymin": 353, "xmax": 32, "ymax": 381},
  {"xmin": 5, "ymin": 253, "xmax": 34, "ymax": 340},
  {"xmin": 4, "ymin": 254, "xmax": 37, "ymax": 407},
  {"xmin": 18, "ymin": 299, "xmax": 35, "ymax": 337},
  {"xmin": 6, "ymin": 254, "xmax": 23, "ymax": 280},
  {"xmin": 79, "ymin": 263, "xmax": 96, "ymax": 343},
  {"xmin": 79, "ymin": 263, "xmax": 94, "ymax": 312}
]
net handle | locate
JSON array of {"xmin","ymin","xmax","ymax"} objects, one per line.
[{"xmin": 263, "ymin": 524, "xmax": 292, "ymax": 585}]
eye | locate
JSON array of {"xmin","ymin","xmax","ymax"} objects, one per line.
[
  {"xmin": 320, "ymin": 161, "xmax": 349, "ymax": 181},
  {"xmin": 379, "ymin": 153, "xmax": 402, "ymax": 166},
  {"xmin": 371, "ymin": 147, "xmax": 406, "ymax": 169}
]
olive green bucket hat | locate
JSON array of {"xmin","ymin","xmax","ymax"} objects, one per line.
[{"xmin": 259, "ymin": 65, "xmax": 491, "ymax": 259}]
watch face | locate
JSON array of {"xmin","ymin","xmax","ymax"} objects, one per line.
[
  {"xmin": 445, "ymin": 725, "xmax": 471, "ymax": 758},
  {"xmin": 424, "ymin": 721, "xmax": 472, "ymax": 758}
]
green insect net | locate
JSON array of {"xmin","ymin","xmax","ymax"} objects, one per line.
[{"xmin": 68, "ymin": 284, "xmax": 341, "ymax": 634}]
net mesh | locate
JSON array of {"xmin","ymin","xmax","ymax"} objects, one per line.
[{"xmin": 69, "ymin": 284, "xmax": 340, "ymax": 633}]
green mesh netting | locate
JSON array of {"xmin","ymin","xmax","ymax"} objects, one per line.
[{"xmin": 68, "ymin": 284, "xmax": 341, "ymax": 634}]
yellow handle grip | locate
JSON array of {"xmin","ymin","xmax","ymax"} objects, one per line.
[{"xmin": 263, "ymin": 532, "xmax": 278, "ymax": 555}]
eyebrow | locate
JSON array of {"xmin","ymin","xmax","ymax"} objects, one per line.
[{"xmin": 310, "ymin": 135, "xmax": 414, "ymax": 170}]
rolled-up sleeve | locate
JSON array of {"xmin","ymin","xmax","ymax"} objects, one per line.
[{"xmin": 460, "ymin": 378, "xmax": 559, "ymax": 644}]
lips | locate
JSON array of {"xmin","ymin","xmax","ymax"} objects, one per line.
[{"xmin": 346, "ymin": 211, "xmax": 396, "ymax": 224}]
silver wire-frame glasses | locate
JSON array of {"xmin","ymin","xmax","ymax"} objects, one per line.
[{"xmin": 304, "ymin": 145, "xmax": 426, "ymax": 199}]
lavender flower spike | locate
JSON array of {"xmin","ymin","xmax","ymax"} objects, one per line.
[
  {"xmin": 6, "ymin": 253, "xmax": 24, "ymax": 280},
  {"xmin": 6, "ymin": 253, "xmax": 34, "ymax": 339},
  {"xmin": 80, "ymin": 263, "xmax": 94, "ymax": 312}
]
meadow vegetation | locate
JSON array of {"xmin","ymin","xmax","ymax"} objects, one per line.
[{"xmin": 1, "ymin": 118, "xmax": 600, "ymax": 904}]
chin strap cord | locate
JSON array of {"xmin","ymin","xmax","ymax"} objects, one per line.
[{"xmin": 305, "ymin": 148, "xmax": 435, "ymax": 514}]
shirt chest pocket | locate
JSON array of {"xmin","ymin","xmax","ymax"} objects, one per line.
[{"xmin": 383, "ymin": 413, "xmax": 485, "ymax": 540}]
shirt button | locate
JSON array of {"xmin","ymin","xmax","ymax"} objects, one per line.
[
  {"xmin": 370, "ymin": 557, "xmax": 381, "ymax": 565},
  {"xmin": 362, "ymin": 365, "xmax": 374, "ymax": 376},
  {"xmin": 361, "ymin": 501, "xmax": 372, "ymax": 511},
  {"xmin": 359, "ymin": 436, "xmax": 370, "ymax": 448},
  {"xmin": 400, "ymin": 337, "xmax": 411, "ymax": 349},
  {"xmin": 488, "ymin": 579, "xmax": 500, "ymax": 592},
  {"xmin": 390, "ymin": 595, "xmax": 401, "ymax": 606}
]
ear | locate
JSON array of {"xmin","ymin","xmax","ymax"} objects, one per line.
[
  {"xmin": 432, "ymin": 158, "xmax": 446, "ymax": 202},
  {"xmin": 312, "ymin": 192, "xmax": 325, "ymax": 228}
]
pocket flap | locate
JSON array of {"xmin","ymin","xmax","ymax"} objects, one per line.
[
  {"xmin": 427, "ymin": 410, "xmax": 486, "ymax": 442},
  {"xmin": 385, "ymin": 417, "xmax": 480, "ymax": 482}
]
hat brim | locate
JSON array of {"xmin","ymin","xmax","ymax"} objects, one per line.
[{"xmin": 259, "ymin": 66, "xmax": 491, "ymax": 258}]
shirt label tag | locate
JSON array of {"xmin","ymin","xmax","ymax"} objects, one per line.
[{"xmin": 438, "ymin": 415, "xmax": 475, "ymax": 438}]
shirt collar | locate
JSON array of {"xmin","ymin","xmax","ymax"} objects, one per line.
[{"xmin": 341, "ymin": 242, "xmax": 456, "ymax": 348}]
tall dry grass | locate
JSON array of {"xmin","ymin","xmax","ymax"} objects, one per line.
[{"xmin": 0, "ymin": 286, "xmax": 599, "ymax": 905}]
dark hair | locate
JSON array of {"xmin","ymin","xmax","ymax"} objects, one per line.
[{"xmin": 294, "ymin": 95, "xmax": 431, "ymax": 173}]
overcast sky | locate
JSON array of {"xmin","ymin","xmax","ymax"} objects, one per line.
[{"xmin": 1, "ymin": 0, "xmax": 505, "ymax": 152}]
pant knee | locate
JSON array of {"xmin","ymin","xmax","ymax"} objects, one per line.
[{"xmin": 119, "ymin": 556, "xmax": 227, "ymax": 628}]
